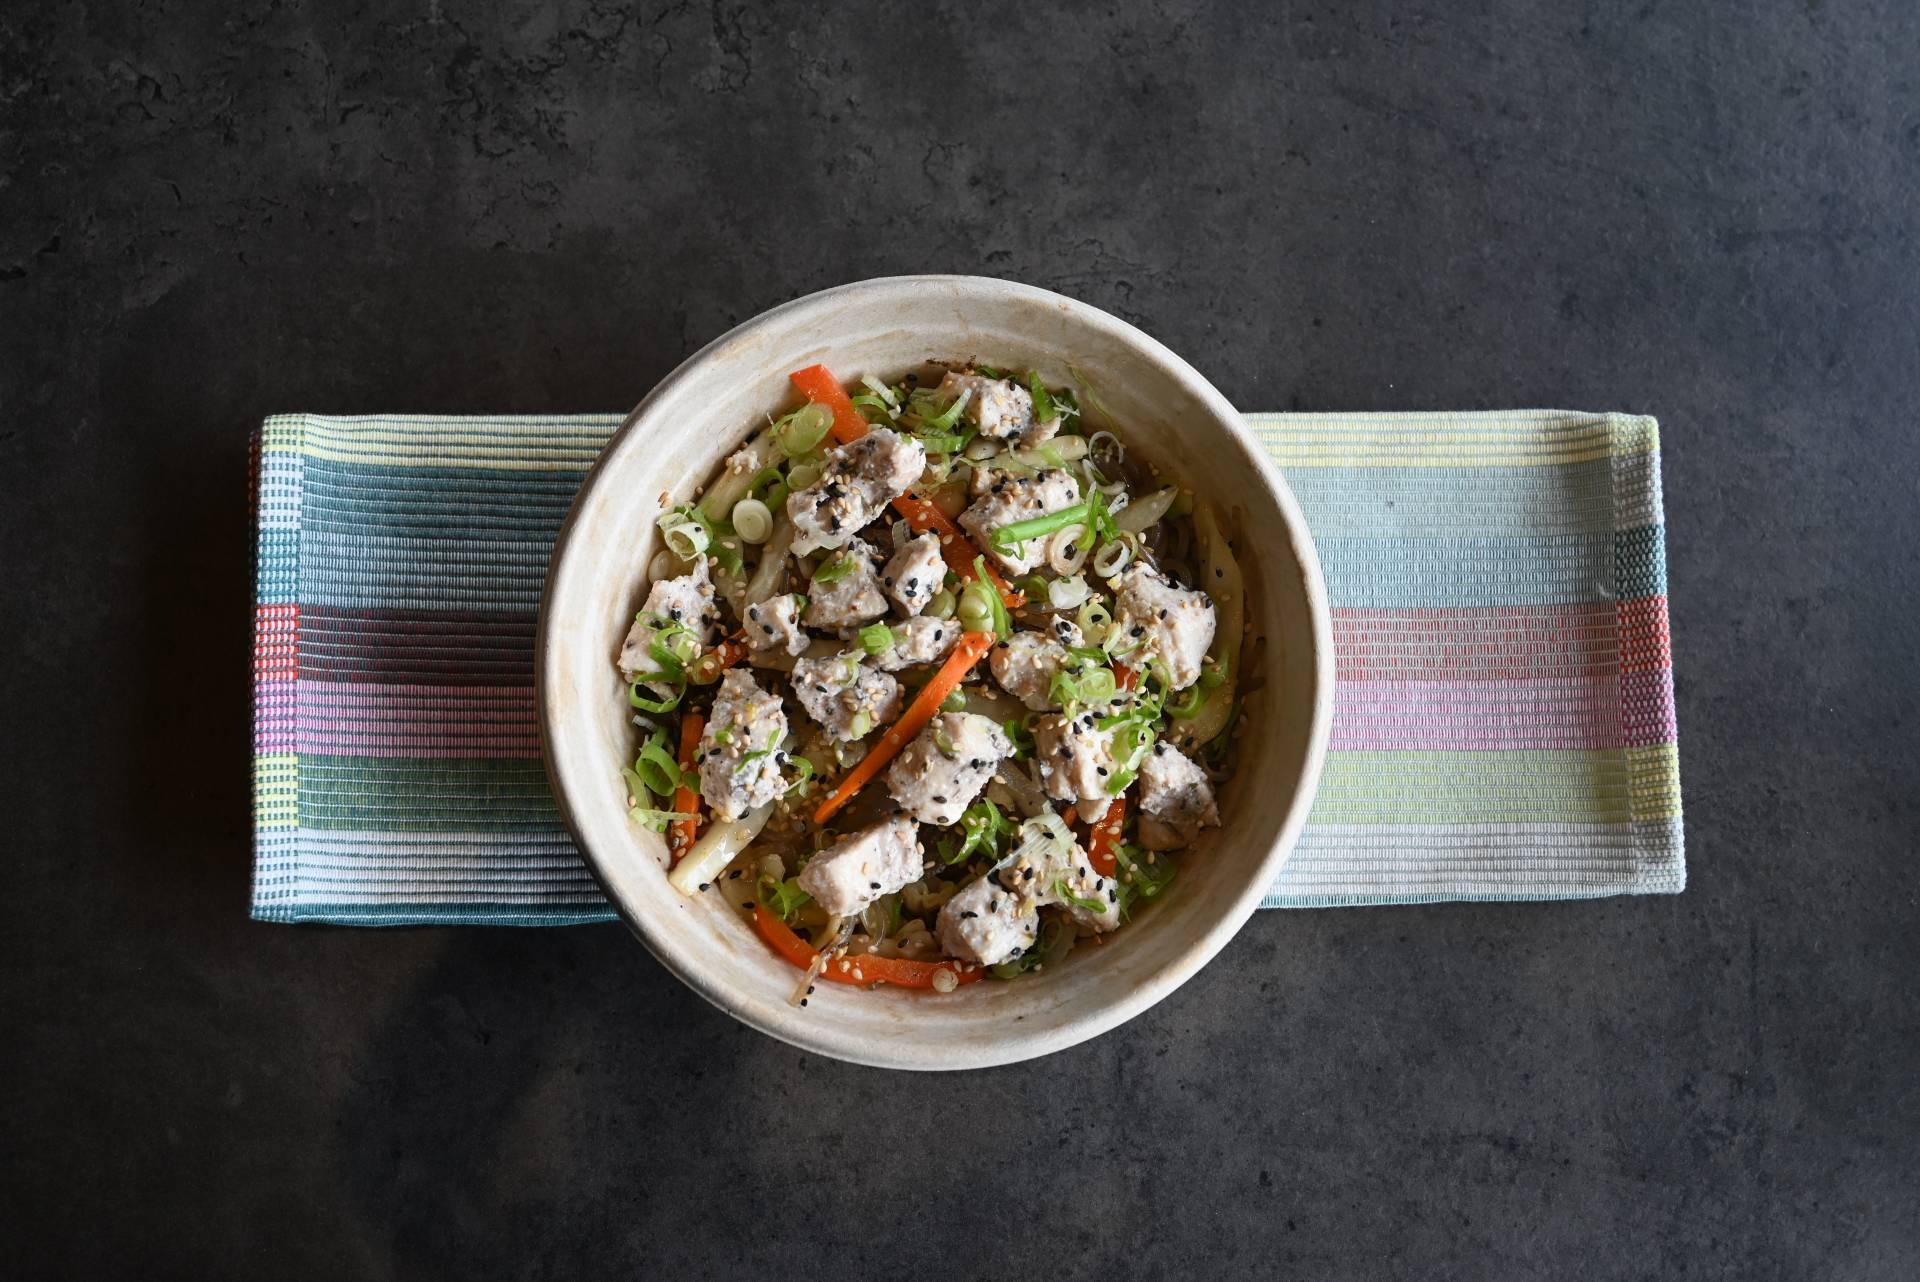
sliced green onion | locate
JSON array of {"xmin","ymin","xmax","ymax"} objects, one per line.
[
  {"xmin": 914, "ymin": 430, "xmax": 968, "ymax": 454},
  {"xmin": 940, "ymin": 689, "xmax": 966, "ymax": 713},
  {"xmin": 628, "ymin": 680, "xmax": 683, "ymax": 714},
  {"xmin": 1026, "ymin": 371, "xmax": 1055, "ymax": 424},
  {"xmin": 787, "ymin": 459, "xmax": 824, "ymax": 491},
  {"xmin": 758, "ymin": 874, "xmax": 813, "ymax": 922},
  {"xmin": 927, "ymin": 587, "xmax": 957, "ymax": 620},
  {"xmin": 813, "ymin": 553, "xmax": 856, "ymax": 587},
  {"xmin": 1048, "ymin": 575, "xmax": 1090, "ymax": 610},
  {"xmin": 1050, "ymin": 665, "xmax": 1118, "ymax": 710},
  {"xmin": 628, "ymin": 805, "xmax": 680, "ymax": 831},
  {"xmin": 1009, "ymin": 434, "xmax": 1089, "ymax": 469},
  {"xmin": 848, "ymin": 710, "xmax": 872, "ymax": 740},
  {"xmin": 784, "ymin": 755, "xmax": 816, "ymax": 798},
  {"xmin": 990, "ymin": 501, "xmax": 1090, "ymax": 552},
  {"xmin": 859, "ymin": 374, "xmax": 900, "ymax": 409},
  {"xmin": 1106, "ymin": 767, "xmax": 1137, "ymax": 795},
  {"xmin": 774, "ymin": 402, "xmax": 833, "ymax": 457},
  {"xmin": 958, "ymin": 578, "xmax": 997, "ymax": 635},
  {"xmin": 1076, "ymin": 599, "xmax": 1114, "ymax": 644},
  {"xmin": 858, "ymin": 623, "xmax": 896, "ymax": 655},
  {"xmin": 1092, "ymin": 536, "xmax": 1134, "ymax": 578},
  {"xmin": 924, "ymin": 387, "xmax": 971, "ymax": 432},
  {"xmin": 631, "ymin": 727, "xmax": 685, "ymax": 798},
  {"xmin": 730, "ymin": 498, "xmax": 773, "ymax": 544},
  {"xmin": 657, "ymin": 507, "xmax": 710, "ymax": 560},
  {"xmin": 1053, "ymin": 877, "xmax": 1108, "ymax": 915}
]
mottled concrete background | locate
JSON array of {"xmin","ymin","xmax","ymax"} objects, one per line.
[{"xmin": 3, "ymin": 2, "xmax": 1916, "ymax": 1278}]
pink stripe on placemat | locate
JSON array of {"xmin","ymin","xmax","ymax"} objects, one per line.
[
  {"xmin": 292, "ymin": 681, "xmax": 542, "ymax": 758},
  {"xmin": 1329, "ymin": 676, "xmax": 1630, "ymax": 751},
  {"xmin": 1331, "ymin": 603, "xmax": 1625, "ymax": 682}
]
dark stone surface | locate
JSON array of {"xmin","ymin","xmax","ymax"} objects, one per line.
[{"xmin": 3, "ymin": 1, "xmax": 1916, "ymax": 1277}]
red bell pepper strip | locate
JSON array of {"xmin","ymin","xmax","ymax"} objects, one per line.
[{"xmin": 751, "ymin": 905, "xmax": 983, "ymax": 990}]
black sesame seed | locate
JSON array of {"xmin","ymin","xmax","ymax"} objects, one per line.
[{"xmin": 869, "ymin": 881, "xmax": 880, "ymax": 890}]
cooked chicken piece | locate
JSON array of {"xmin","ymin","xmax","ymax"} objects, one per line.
[
  {"xmin": 617, "ymin": 560, "xmax": 721, "ymax": 681},
  {"xmin": 696, "ymin": 669, "xmax": 788, "ymax": 821},
  {"xmin": 884, "ymin": 712, "xmax": 1012, "ymax": 826},
  {"xmin": 797, "ymin": 814, "xmax": 925, "ymax": 917},
  {"xmin": 992, "ymin": 829, "xmax": 1122, "ymax": 934},
  {"xmin": 1030, "ymin": 711, "xmax": 1121, "ymax": 824},
  {"xmin": 881, "ymin": 530, "xmax": 944, "ymax": 617},
  {"xmin": 1135, "ymin": 741, "xmax": 1221, "ymax": 850},
  {"xmin": 791, "ymin": 651, "xmax": 902, "ymax": 742},
  {"xmin": 873, "ymin": 616, "xmax": 962, "ymax": 673},
  {"xmin": 786, "ymin": 428, "xmax": 925, "ymax": 553},
  {"xmin": 937, "ymin": 371, "xmax": 1059, "ymax": 446},
  {"xmin": 989, "ymin": 621, "xmax": 1085, "ymax": 711},
  {"xmin": 1111, "ymin": 563, "xmax": 1218, "ymax": 690},
  {"xmin": 958, "ymin": 468, "xmax": 1081, "ymax": 576},
  {"xmin": 742, "ymin": 593, "xmax": 808, "ymax": 657},
  {"xmin": 935, "ymin": 871, "xmax": 1039, "ymax": 967},
  {"xmin": 802, "ymin": 538, "xmax": 889, "ymax": 633}
]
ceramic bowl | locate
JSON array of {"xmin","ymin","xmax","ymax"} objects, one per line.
[{"xmin": 538, "ymin": 276, "xmax": 1332, "ymax": 1070}]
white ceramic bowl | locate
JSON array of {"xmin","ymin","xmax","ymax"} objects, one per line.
[{"xmin": 539, "ymin": 276, "xmax": 1332, "ymax": 1070}]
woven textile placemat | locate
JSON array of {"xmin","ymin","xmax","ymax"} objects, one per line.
[{"xmin": 250, "ymin": 411, "xmax": 1683, "ymax": 924}]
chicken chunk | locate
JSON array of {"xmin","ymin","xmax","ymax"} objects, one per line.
[
  {"xmin": 881, "ymin": 530, "xmax": 944, "ymax": 617},
  {"xmin": 1111, "ymin": 563, "xmax": 1218, "ymax": 690},
  {"xmin": 797, "ymin": 814, "xmax": 925, "ymax": 917},
  {"xmin": 1135, "ymin": 741, "xmax": 1221, "ymax": 849},
  {"xmin": 958, "ymin": 468, "xmax": 1082, "ymax": 575},
  {"xmin": 742, "ymin": 593, "xmax": 808, "ymax": 657},
  {"xmin": 990, "ymin": 621, "xmax": 1084, "ymax": 711},
  {"xmin": 937, "ymin": 371, "xmax": 1059, "ymax": 447},
  {"xmin": 697, "ymin": 669, "xmax": 787, "ymax": 821},
  {"xmin": 791, "ymin": 651, "xmax": 901, "ymax": 742},
  {"xmin": 786, "ymin": 428, "xmax": 926, "ymax": 553},
  {"xmin": 1031, "ymin": 711, "xmax": 1121, "ymax": 824},
  {"xmin": 935, "ymin": 871, "xmax": 1039, "ymax": 967},
  {"xmin": 802, "ymin": 538, "xmax": 889, "ymax": 633},
  {"xmin": 617, "ymin": 560, "xmax": 720, "ymax": 681},
  {"xmin": 873, "ymin": 615, "xmax": 962, "ymax": 673},
  {"xmin": 992, "ymin": 827, "xmax": 1122, "ymax": 934},
  {"xmin": 884, "ymin": 712, "xmax": 1013, "ymax": 826}
]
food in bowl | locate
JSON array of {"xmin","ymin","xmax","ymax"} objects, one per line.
[{"xmin": 614, "ymin": 360, "xmax": 1250, "ymax": 1005}]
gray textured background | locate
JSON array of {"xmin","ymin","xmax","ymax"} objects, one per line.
[{"xmin": 3, "ymin": 2, "xmax": 1917, "ymax": 1278}]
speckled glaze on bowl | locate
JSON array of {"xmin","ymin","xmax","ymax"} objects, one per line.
[{"xmin": 538, "ymin": 276, "xmax": 1332, "ymax": 1070}]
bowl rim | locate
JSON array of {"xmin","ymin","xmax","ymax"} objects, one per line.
[{"xmin": 537, "ymin": 274, "xmax": 1334, "ymax": 1070}]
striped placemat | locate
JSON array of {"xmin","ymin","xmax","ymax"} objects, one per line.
[{"xmin": 250, "ymin": 411, "xmax": 1682, "ymax": 924}]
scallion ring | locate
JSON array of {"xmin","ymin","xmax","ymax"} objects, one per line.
[{"xmin": 730, "ymin": 498, "xmax": 773, "ymax": 544}]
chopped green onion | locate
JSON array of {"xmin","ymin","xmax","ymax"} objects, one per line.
[
  {"xmin": 1050, "ymin": 664, "xmax": 1118, "ymax": 711},
  {"xmin": 848, "ymin": 711, "xmax": 872, "ymax": 739},
  {"xmin": 629, "ymin": 727, "xmax": 685, "ymax": 798},
  {"xmin": 774, "ymin": 402, "xmax": 833, "ymax": 457},
  {"xmin": 784, "ymin": 756, "xmax": 816, "ymax": 798},
  {"xmin": 914, "ymin": 430, "xmax": 968, "ymax": 454},
  {"xmin": 858, "ymin": 623, "xmax": 896, "ymax": 655},
  {"xmin": 628, "ymin": 680, "xmax": 683, "ymax": 714},
  {"xmin": 924, "ymin": 387, "xmax": 971, "ymax": 431},
  {"xmin": 730, "ymin": 497, "xmax": 773, "ymax": 544},
  {"xmin": 990, "ymin": 501, "xmax": 1091, "ymax": 552},
  {"xmin": 1076, "ymin": 599, "xmax": 1114, "ymax": 645},
  {"xmin": 812, "ymin": 553, "xmax": 856, "ymax": 586},
  {"xmin": 1026, "ymin": 371, "xmax": 1055, "ymax": 424},
  {"xmin": 859, "ymin": 374, "xmax": 900, "ymax": 409},
  {"xmin": 1114, "ymin": 844, "xmax": 1176, "ymax": 917},
  {"xmin": 1106, "ymin": 766, "xmax": 1137, "ymax": 795},
  {"xmin": 787, "ymin": 459, "xmax": 824, "ymax": 491},
  {"xmin": 850, "ymin": 393, "xmax": 895, "ymax": 423},
  {"xmin": 927, "ymin": 587, "xmax": 957, "ymax": 620},
  {"xmin": 657, "ymin": 507, "xmax": 710, "ymax": 560},
  {"xmin": 1004, "ymin": 719, "xmax": 1035, "ymax": 761},
  {"xmin": 628, "ymin": 805, "xmax": 679, "ymax": 831},
  {"xmin": 757, "ymin": 875, "xmax": 813, "ymax": 922},
  {"xmin": 1053, "ymin": 877, "xmax": 1108, "ymax": 915},
  {"xmin": 940, "ymin": 689, "xmax": 966, "ymax": 712}
]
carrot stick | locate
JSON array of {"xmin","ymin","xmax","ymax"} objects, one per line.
[
  {"xmin": 789, "ymin": 363, "xmax": 870, "ymax": 446},
  {"xmin": 750, "ymin": 905, "xmax": 983, "ymax": 990},
  {"xmin": 668, "ymin": 711, "xmax": 705, "ymax": 865},
  {"xmin": 1087, "ymin": 798, "xmax": 1125, "ymax": 877},
  {"xmin": 789, "ymin": 364, "xmax": 1022, "ymax": 608},
  {"xmin": 812, "ymin": 630, "xmax": 996, "ymax": 825}
]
